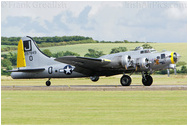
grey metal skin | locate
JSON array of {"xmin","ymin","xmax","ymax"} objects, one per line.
[
  {"xmin": 100, "ymin": 50, "xmax": 180, "ymax": 72},
  {"xmin": 11, "ymin": 36, "xmax": 180, "ymax": 86},
  {"xmin": 11, "ymin": 36, "xmax": 86, "ymax": 79}
]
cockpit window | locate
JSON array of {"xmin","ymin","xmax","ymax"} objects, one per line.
[
  {"xmin": 141, "ymin": 50, "xmax": 152, "ymax": 54},
  {"xmin": 161, "ymin": 54, "xmax": 165, "ymax": 59},
  {"xmin": 151, "ymin": 50, "xmax": 156, "ymax": 52},
  {"xmin": 140, "ymin": 49, "xmax": 156, "ymax": 54}
]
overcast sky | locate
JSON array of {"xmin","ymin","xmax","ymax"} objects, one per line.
[{"xmin": 1, "ymin": 1, "xmax": 187, "ymax": 43}]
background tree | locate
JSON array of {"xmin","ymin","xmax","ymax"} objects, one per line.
[
  {"xmin": 181, "ymin": 65, "xmax": 187, "ymax": 73},
  {"xmin": 110, "ymin": 47, "xmax": 127, "ymax": 54},
  {"xmin": 6, "ymin": 65, "xmax": 13, "ymax": 70},
  {"xmin": 63, "ymin": 51, "xmax": 80, "ymax": 57},
  {"xmin": 42, "ymin": 49, "xmax": 52, "ymax": 57},
  {"xmin": 142, "ymin": 43, "xmax": 153, "ymax": 49},
  {"xmin": 8, "ymin": 52, "xmax": 17, "ymax": 66},
  {"xmin": 52, "ymin": 51, "xmax": 64, "ymax": 58},
  {"xmin": 52, "ymin": 51, "xmax": 80, "ymax": 58},
  {"xmin": 84, "ymin": 49, "xmax": 105, "ymax": 58},
  {"xmin": 1, "ymin": 59, "xmax": 12, "ymax": 67},
  {"xmin": 124, "ymin": 40, "xmax": 129, "ymax": 43}
]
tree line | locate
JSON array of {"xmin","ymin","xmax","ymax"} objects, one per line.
[
  {"xmin": 1, "ymin": 36, "xmax": 93, "ymax": 45},
  {"xmin": 1, "ymin": 36, "xmax": 151, "ymax": 45},
  {"xmin": 1, "ymin": 36, "xmax": 153, "ymax": 52}
]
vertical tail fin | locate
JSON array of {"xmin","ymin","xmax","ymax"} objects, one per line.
[{"xmin": 17, "ymin": 36, "xmax": 52, "ymax": 68}]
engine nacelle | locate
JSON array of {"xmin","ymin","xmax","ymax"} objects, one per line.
[
  {"xmin": 121, "ymin": 55, "xmax": 135, "ymax": 69},
  {"xmin": 136, "ymin": 58, "xmax": 150, "ymax": 70}
]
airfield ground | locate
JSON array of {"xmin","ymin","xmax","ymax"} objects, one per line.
[{"xmin": 1, "ymin": 75, "xmax": 187, "ymax": 125}]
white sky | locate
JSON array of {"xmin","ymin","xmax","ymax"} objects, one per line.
[{"xmin": 1, "ymin": 1, "xmax": 187, "ymax": 42}]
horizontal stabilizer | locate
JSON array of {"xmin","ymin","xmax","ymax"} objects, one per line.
[{"xmin": 8, "ymin": 68, "xmax": 45, "ymax": 72}]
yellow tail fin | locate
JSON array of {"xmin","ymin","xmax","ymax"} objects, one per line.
[{"xmin": 17, "ymin": 39, "xmax": 26, "ymax": 68}]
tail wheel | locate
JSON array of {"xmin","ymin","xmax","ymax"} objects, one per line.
[
  {"xmin": 90, "ymin": 76, "xmax": 99, "ymax": 82},
  {"xmin": 120, "ymin": 75, "xmax": 132, "ymax": 86},
  {"xmin": 46, "ymin": 80, "xmax": 51, "ymax": 86},
  {"xmin": 142, "ymin": 75, "xmax": 153, "ymax": 86}
]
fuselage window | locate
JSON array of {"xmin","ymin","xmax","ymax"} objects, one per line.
[
  {"xmin": 151, "ymin": 50, "xmax": 156, "ymax": 52},
  {"xmin": 161, "ymin": 54, "xmax": 165, "ymax": 59},
  {"xmin": 145, "ymin": 50, "xmax": 149, "ymax": 53}
]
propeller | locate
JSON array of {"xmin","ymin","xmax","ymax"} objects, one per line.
[
  {"xmin": 174, "ymin": 67, "xmax": 177, "ymax": 75},
  {"xmin": 121, "ymin": 55, "xmax": 135, "ymax": 70},
  {"xmin": 144, "ymin": 58, "xmax": 151, "ymax": 69},
  {"xmin": 173, "ymin": 52, "xmax": 178, "ymax": 63},
  {"xmin": 167, "ymin": 69, "xmax": 170, "ymax": 77}
]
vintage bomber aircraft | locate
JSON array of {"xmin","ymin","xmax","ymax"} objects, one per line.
[{"xmin": 10, "ymin": 36, "xmax": 180, "ymax": 86}]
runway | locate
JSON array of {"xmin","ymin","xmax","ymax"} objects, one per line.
[{"xmin": 1, "ymin": 85, "xmax": 187, "ymax": 91}]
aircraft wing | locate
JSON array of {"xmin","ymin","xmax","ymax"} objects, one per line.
[{"xmin": 55, "ymin": 56, "xmax": 111, "ymax": 71}]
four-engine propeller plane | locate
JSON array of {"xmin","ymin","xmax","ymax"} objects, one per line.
[{"xmin": 9, "ymin": 36, "xmax": 180, "ymax": 86}]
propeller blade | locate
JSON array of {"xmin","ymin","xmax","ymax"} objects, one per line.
[
  {"xmin": 167, "ymin": 69, "xmax": 170, "ymax": 77},
  {"xmin": 174, "ymin": 68, "xmax": 177, "ymax": 75},
  {"xmin": 125, "ymin": 65, "xmax": 127, "ymax": 70}
]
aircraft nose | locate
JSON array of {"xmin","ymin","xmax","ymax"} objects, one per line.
[
  {"xmin": 171, "ymin": 52, "xmax": 180, "ymax": 64},
  {"xmin": 177, "ymin": 53, "xmax": 181, "ymax": 61}
]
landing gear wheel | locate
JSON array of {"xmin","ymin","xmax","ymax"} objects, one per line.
[
  {"xmin": 142, "ymin": 75, "xmax": 153, "ymax": 86},
  {"xmin": 120, "ymin": 75, "xmax": 132, "ymax": 86},
  {"xmin": 90, "ymin": 76, "xmax": 99, "ymax": 82},
  {"xmin": 46, "ymin": 80, "xmax": 51, "ymax": 86}
]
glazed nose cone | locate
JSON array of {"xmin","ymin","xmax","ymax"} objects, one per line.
[{"xmin": 176, "ymin": 53, "xmax": 181, "ymax": 62}]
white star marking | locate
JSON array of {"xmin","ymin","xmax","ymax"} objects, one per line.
[{"xmin": 64, "ymin": 66, "xmax": 72, "ymax": 74}]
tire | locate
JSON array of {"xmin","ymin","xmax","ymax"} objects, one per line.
[
  {"xmin": 142, "ymin": 75, "xmax": 153, "ymax": 86},
  {"xmin": 90, "ymin": 76, "xmax": 99, "ymax": 82},
  {"xmin": 46, "ymin": 81, "xmax": 51, "ymax": 86},
  {"xmin": 120, "ymin": 75, "xmax": 132, "ymax": 86}
]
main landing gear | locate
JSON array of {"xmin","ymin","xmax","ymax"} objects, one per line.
[
  {"xmin": 90, "ymin": 76, "xmax": 99, "ymax": 82},
  {"xmin": 120, "ymin": 75, "xmax": 132, "ymax": 86},
  {"xmin": 142, "ymin": 72, "xmax": 153, "ymax": 86},
  {"xmin": 120, "ymin": 72, "xmax": 153, "ymax": 86},
  {"xmin": 46, "ymin": 78, "xmax": 51, "ymax": 86},
  {"xmin": 142, "ymin": 75, "xmax": 153, "ymax": 86}
]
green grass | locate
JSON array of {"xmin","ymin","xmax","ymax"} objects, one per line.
[
  {"xmin": 1, "ymin": 91, "xmax": 187, "ymax": 125},
  {"xmin": 1, "ymin": 75, "xmax": 187, "ymax": 86},
  {"xmin": 1, "ymin": 43, "xmax": 187, "ymax": 63},
  {"xmin": 1, "ymin": 45, "xmax": 17, "ymax": 48},
  {"xmin": 1, "ymin": 75, "xmax": 187, "ymax": 125}
]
